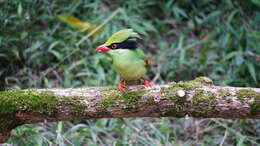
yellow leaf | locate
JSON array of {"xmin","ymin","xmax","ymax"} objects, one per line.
[{"xmin": 57, "ymin": 15, "xmax": 103, "ymax": 35}]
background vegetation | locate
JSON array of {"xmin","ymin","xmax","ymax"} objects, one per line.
[{"xmin": 1, "ymin": 0, "xmax": 260, "ymax": 145}]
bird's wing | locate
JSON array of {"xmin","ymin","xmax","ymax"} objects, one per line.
[{"xmin": 135, "ymin": 49, "xmax": 149, "ymax": 66}]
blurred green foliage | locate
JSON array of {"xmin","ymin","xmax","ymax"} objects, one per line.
[{"xmin": 1, "ymin": 0, "xmax": 260, "ymax": 145}]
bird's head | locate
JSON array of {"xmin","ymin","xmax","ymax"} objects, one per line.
[{"xmin": 96, "ymin": 29, "xmax": 140, "ymax": 52}]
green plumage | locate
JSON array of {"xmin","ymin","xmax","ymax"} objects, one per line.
[
  {"xmin": 104, "ymin": 29, "xmax": 140, "ymax": 46},
  {"xmin": 108, "ymin": 49, "xmax": 146, "ymax": 81},
  {"xmin": 102, "ymin": 29, "xmax": 147, "ymax": 81}
]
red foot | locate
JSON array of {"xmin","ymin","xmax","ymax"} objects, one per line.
[
  {"xmin": 117, "ymin": 81, "xmax": 126, "ymax": 91},
  {"xmin": 143, "ymin": 80, "xmax": 152, "ymax": 87}
]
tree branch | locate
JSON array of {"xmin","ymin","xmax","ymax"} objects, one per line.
[{"xmin": 0, "ymin": 77, "xmax": 260, "ymax": 143}]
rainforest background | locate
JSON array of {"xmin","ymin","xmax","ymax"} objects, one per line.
[{"xmin": 1, "ymin": 0, "xmax": 260, "ymax": 145}]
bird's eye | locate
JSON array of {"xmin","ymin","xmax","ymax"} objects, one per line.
[{"xmin": 111, "ymin": 44, "xmax": 117, "ymax": 49}]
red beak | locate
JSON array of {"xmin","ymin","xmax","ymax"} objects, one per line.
[{"xmin": 96, "ymin": 45, "xmax": 111, "ymax": 52}]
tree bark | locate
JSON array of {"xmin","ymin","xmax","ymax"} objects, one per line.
[{"xmin": 0, "ymin": 77, "xmax": 260, "ymax": 143}]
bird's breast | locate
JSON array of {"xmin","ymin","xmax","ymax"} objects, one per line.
[{"xmin": 112, "ymin": 57, "xmax": 146, "ymax": 81}]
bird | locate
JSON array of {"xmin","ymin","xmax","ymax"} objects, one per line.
[{"xmin": 96, "ymin": 29, "xmax": 152, "ymax": 90}]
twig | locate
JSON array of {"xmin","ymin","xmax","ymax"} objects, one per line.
[{"xmin": 76, "ymin": 8, "xmax": 121, "ymax": 47}]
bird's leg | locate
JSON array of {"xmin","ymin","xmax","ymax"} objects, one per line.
[
  {"xmin": 143, "ymin": 80, "xmax": 152, "ymax": 87},
  {"xmin": 141, "ymin": 78, "xmax": 152, "ymax": 87},
  {"xmin": 117, "ymin": 80, "xmax": 127, "ymax": 91}
]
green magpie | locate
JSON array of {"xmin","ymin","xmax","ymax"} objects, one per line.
[{"xmin": 96, "ymin": 29, "xmax": 152, "ymax": 90}]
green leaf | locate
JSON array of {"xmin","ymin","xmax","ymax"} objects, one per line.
[
  {"xmin": 251, "ymin": 0, "xmax": 260, "ymax": 7},
  {"xmin": 68, "ymin": 59, "xmax": 86, "ymax": 71},
  {"xmin": 235, "ymin": 52, "xmax": 244, "ymax": 65},
  {"xmin": 173, "ymin": 7, "xmax": 188, "ymax": 18},
  {"xmin": 245, "ymin": 61, "xmax": 257, "ymax": 83},
  {"xmin": 129, "ymin": 22, "xmax": 147, "ymax": 36},
  {"xmin": 228, "ymin": 10, "xmax": 239, "ymax": 23},
  {"xmin": 48, "ymin": 50, "xmax": 63, "ymax": 60},
  {"xmin": 202, "ymin": 11, "xmax": 221, "ymax": 23},
  {"xmin": 222, "ymin": 51, "xmax": 237, "ymax": 61},
  {"xmin": 48, "ymin": 41, "xmax": 60, "ymax": 50},
  {"xmin": 18, "ymin": 3, "xmax": 22, "ymax": 16}
]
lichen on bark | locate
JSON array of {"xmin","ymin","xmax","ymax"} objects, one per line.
[
  {"xmin": 98, "ymin": 87, "xmax": 148, "ymax": 113},
  {"xmin": 59, "ymin": 96, "xmax": 87, "ymax": 117},
  {"xmin": 0, "ymin": 89, "xmax": 58, "ymax": 137},
  {"xmin": 236, "ymin": 89, "xmax": 260, "ymax": 99},
  {"xmin": 0, "ymin": 89, "xmax": 58, "ymax": 117}
]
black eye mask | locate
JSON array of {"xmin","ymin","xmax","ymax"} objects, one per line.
[{"xmin": 108, "ymin": 38, "xmax": 138, "ymax": 50}]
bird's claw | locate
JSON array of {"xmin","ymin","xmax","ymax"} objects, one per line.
[
  {"xmin": 143, "ymin": 80, "xmax": 152, "ymax": 87},
  {"xmin": 117, "ymin": 81, "xmax": 127, "ymax": 91}
]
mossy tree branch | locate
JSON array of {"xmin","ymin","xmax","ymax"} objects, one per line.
[{"xmin": 1, "ymin": 77, "xmax": 260, "ymax": 143}]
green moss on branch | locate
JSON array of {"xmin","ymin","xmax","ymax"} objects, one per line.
[
  {"xmin": 218, "ymin": 88, "xmax": 231, "ymax": 97},
  {"xmin": 250, "ymin": 101, "xmax": 260, "ymax": 116},
  {"xmin": 192, "ymin": 90, "xmax": 216, "ymax": 104},
  {"xmin": 60, "ymin": 96, "xmax": 86, "ymax": 117},
  {"xmin": 0, "ymin": 89, "xmax": 58, "ymax": 132},
  {"xmin": 235, "ymin": 89, "xmax": 260, "ymax": 116},
  {"xmin": 236, "ymin": 89, "xmax": 260, "ymax": 99},
  {"xmin": 166, "ymin": 76, "xmax": 213, "ymax": 91},
  {"xmin": 0, "ymin": 90, "xmax": 58, "ymax": 117},
  {"xmin": 98, "ymin": 87, "xmax": 147, "ymax": 113}
]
